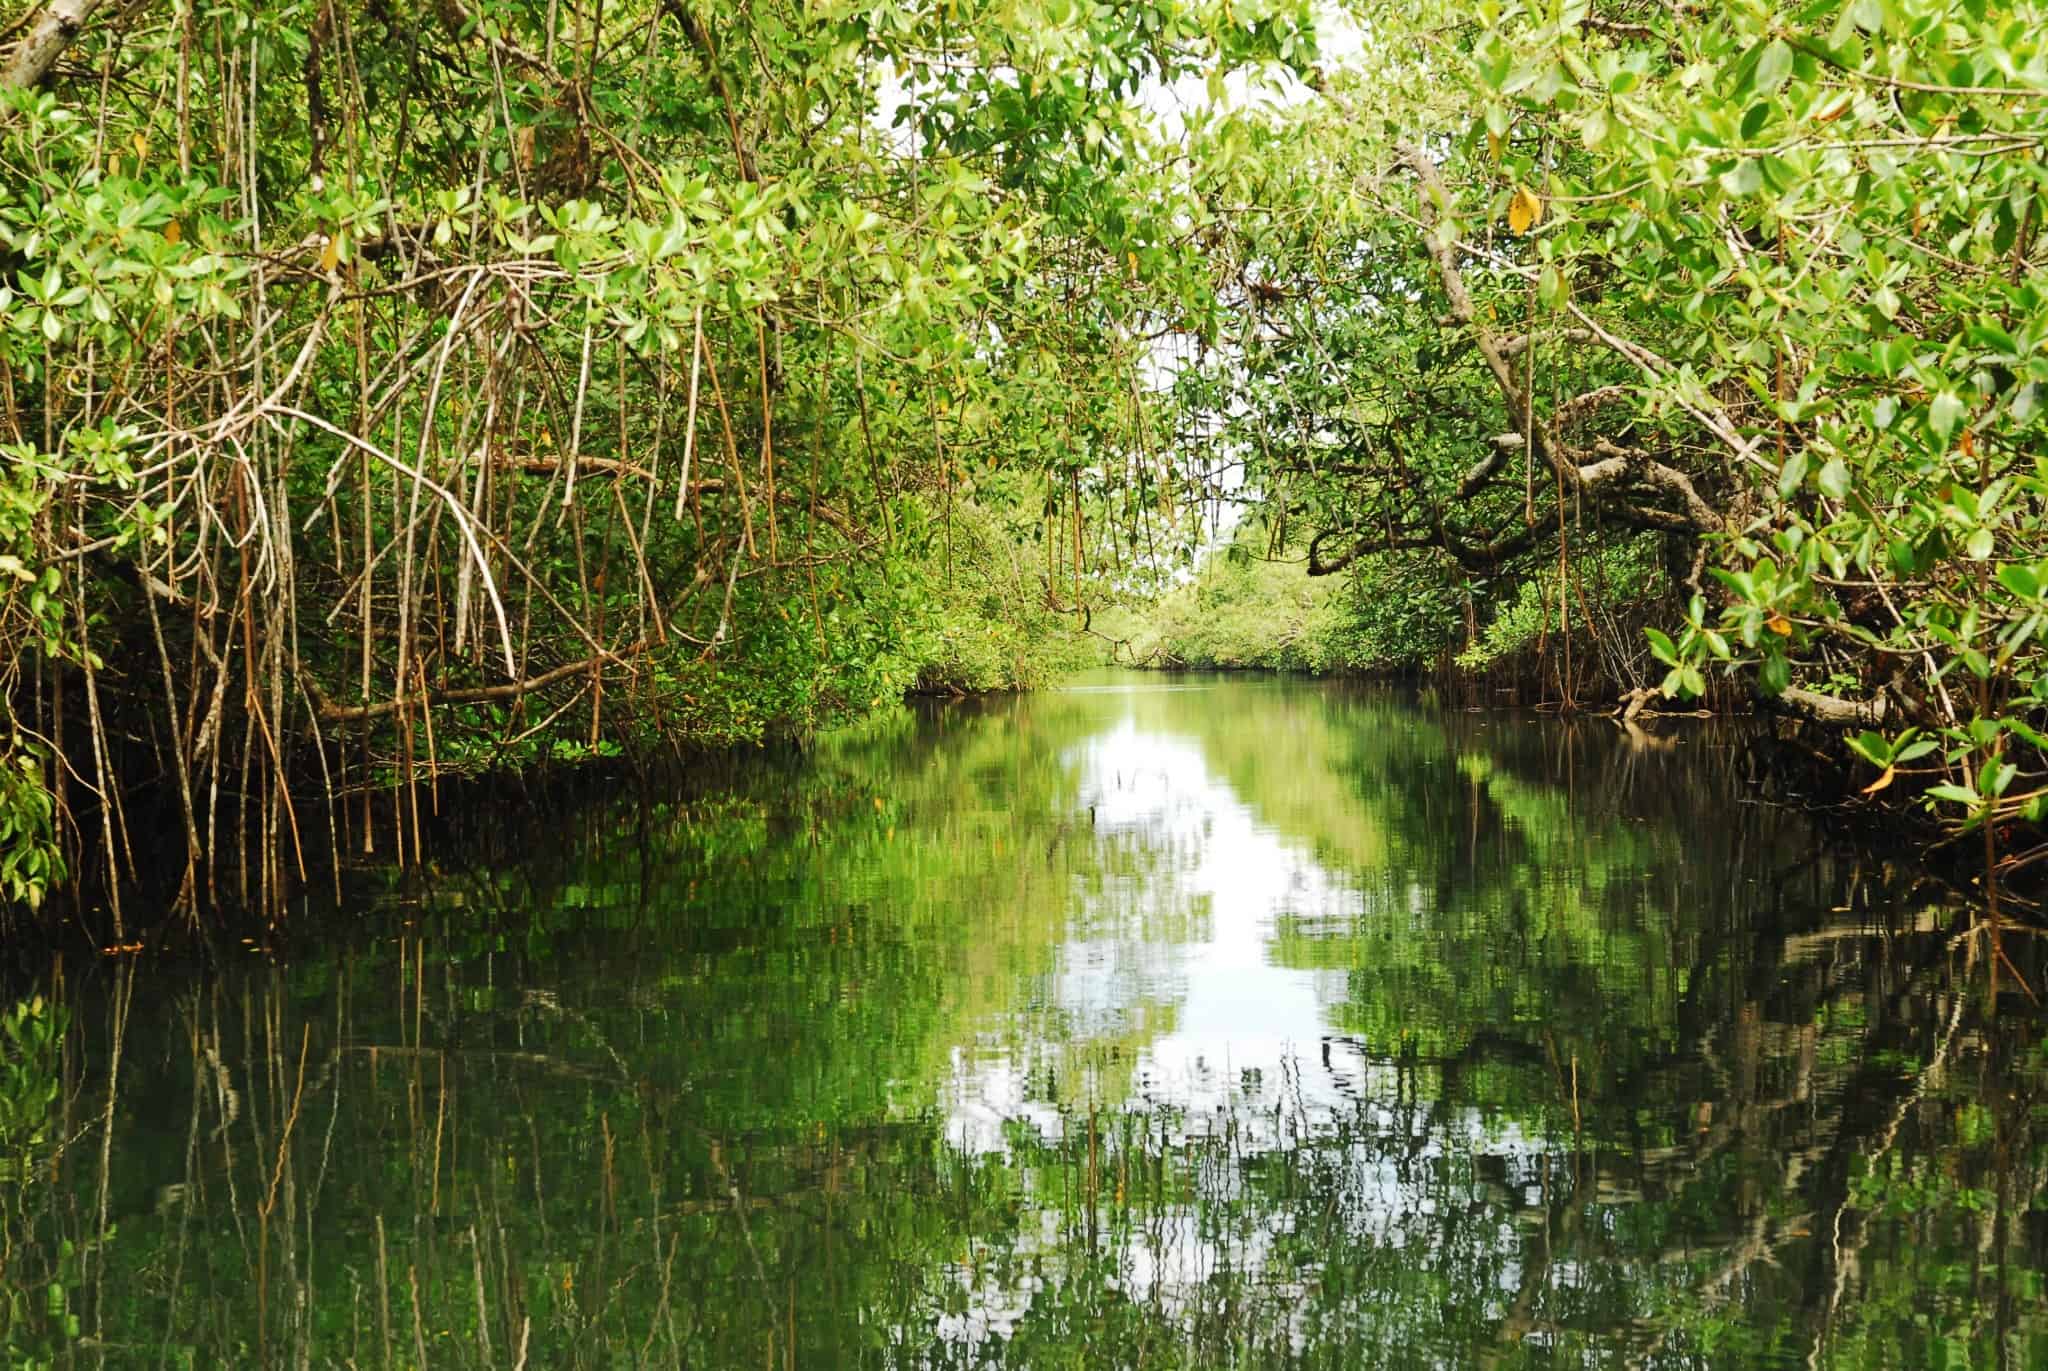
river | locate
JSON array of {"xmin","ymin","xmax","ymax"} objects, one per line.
[{"xmin": 5, "ymin": 673, "xmax": 2043, "ymax": 1368}]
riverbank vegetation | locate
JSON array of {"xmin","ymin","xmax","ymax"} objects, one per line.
[
  {"xmin": 1135, "ymin": 0, "xmax": 2048, "ymax": 909},
  {"xmin": 9, "ymin": 0, "xmax": 2048, "ymax": 930},
  {"xmin": 1110, "ymin": 521, "xmax": 1672, "ymax": 696},
  {"xmin": 0, "ymin": 0, "xmax": 1282, "ymax": 932},
  {"xmin": 1153, "ymin": 0, "xmax": 2048, "ymax": 903}
]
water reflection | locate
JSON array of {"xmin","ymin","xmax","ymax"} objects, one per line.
[
  {"xmin": 3, "ymin": 674, "xmax": 2043, "ymax": 1369},
  {"xmin": 953, "ymin": 711, "xmax": 1353, "ymax": 1136}
]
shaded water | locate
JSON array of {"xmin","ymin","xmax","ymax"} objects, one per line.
[{"xmin": 4, "ymin": 674, "xmax": 2046, "ymax": 1368}]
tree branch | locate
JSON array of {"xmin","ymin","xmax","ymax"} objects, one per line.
[
  {"xmin": 1496, "ymin": 327, "xmax": 1594, "ymax": 358},
  {"xmin": 1, "ymin": 0, "xmax": 113, "ymax": 90},
  {"xmin": 1773, "ymin": 684, "xmax": 1888, "ymax": 728},
  {"xmin": 303, "ymin": 639, "xmax": 652, "ymax": 724},
  {"xmin": 1457, "ymin": 435, "xmax": 1524, "ymax": 499},
  {"xmin": 1307, "ymin": 515, "xmax": 1545, "ymax": 577},
  {"xmin": 1398, "ymin": 144, "xmax": 1726, "ymax": 536}
]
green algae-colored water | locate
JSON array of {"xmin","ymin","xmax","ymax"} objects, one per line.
[{"xmin": 6, "ymin": 674, "xmax": 2045, "ymax": 1368}]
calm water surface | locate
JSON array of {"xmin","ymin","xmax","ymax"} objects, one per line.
[{"xmin": 7, "ymin": 673, "xmax": 2046, "ymax": 1368}]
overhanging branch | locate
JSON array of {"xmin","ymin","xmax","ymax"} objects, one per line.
[
  {"xmin": 1398, "ymin": 144, "xmax": 1724, "ymax": 537},
  {"xmin": 2, "ymin": 0, "xmax": 113, "ymax": 90}
]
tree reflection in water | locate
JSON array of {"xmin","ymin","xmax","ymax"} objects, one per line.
[{"xmin": 4, "ymin": 675, "xmax": 2041, "ymax": 1369}]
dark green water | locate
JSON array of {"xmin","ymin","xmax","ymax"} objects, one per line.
[{"xmin": 4, "ymin": 674, "xmax": 2045, "ymax": 1368}]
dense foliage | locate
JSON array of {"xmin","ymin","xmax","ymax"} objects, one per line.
[
  {"xmin": 11, "ymin": 0, "xmax": 2048, "ymax": 922},
  {"xmin": 1115, "ymin": 522, "xmax": 1668, "ymax": 685},
  {"xmin": 0, "ymin": 0, "xmax": 1300, "ymax": 927},
  {"xmin": 1164, "ymin": 0, "xmax": 2048, "ymax": 883},
  {"xmin": 1109, "ymin": 532, "xmax": 1375, "ymax": 672}
]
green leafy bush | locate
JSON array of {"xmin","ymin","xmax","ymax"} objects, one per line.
[{"xmin": 0, "ymin": 748, "xmax": 61, "ymax": 915}]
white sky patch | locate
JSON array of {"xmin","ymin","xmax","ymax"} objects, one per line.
[{"xmin": 867, "ymin": 4, "xmax": 1366, "ymax": 169}]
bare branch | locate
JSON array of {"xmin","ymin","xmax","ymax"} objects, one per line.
[
  {"xmin": 1399, "ymin": 144, "xmax": 1725, "ymax": 536},
  {"xmin": 303, "ymin": 640, "xmax": 654, "ymax": 724},
  {"xmin": 1774, "ymin": 685, "xmax": 1888, "ymax": 728},
  {"xmin": 1496, "ymin": 328, "xmax": 1595, "ymax": 358}
]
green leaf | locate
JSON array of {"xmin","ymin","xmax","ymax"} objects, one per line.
[
  {"xmin": 1967, "ymin": 321, "xmax": 2019, "ymax": 356},
  {"xmin": 1760, "ymin": 652, "xmax": 1789, "ymax": 696},
  {"xmin": 1998, "ymin": 563, "xmax": 2041, "ymax": 599},
  {"xmin": 1719, "ymin": 160, "xmax": 1763, "ymax": 197},
  {"xmin": 2004, "ymin": 717, "xmax": 2048, "ymax": 752},
  {"xmin": 1777, "ymin": 449, "xmax": 1809, "ymax": 499},
  {"xmin": 1930, "ymin": 391, "xmax": 1966, "ymax": 440},
  {"xmin": 1817, "ymin": 457, "xmax": 1851, "ymax": 501},
  {"xmin": 1966, "ymin": 527, "xmax": 1995, "ymax": 561},
  {"xmin": 1755, "ymin": 40, "xmax": 1794, "ymax": 95}
]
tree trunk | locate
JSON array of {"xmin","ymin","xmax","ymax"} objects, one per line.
[{"xmin": 2, "ymin": 0, "xmax": 112, "ymax": 92}]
